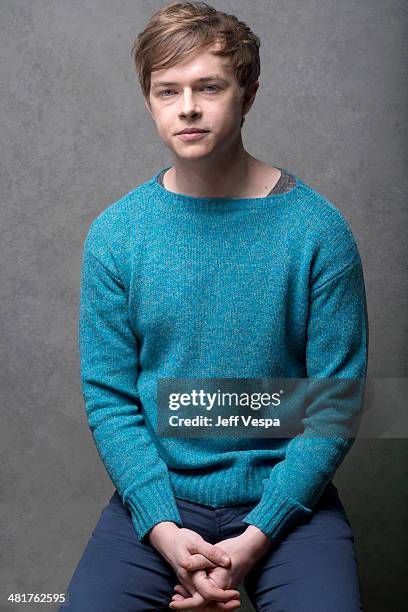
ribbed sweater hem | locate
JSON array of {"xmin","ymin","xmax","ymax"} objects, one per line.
[
  {"xmin": 169, "ymin": 465, "xmax": 314, "ymax": 543},
  {"xmin": 124, "ymin": 482, "xmax": 183, "ymax": 542},
  {"xmin": 169, "ymin": 463, "xmax": 273, "ymax": 506},
  {"xmin": 242, "ymin": 487, "xmax": 313, "ymax": 542}
]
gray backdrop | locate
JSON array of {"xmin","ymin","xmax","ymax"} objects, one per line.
[{"xmin": 1, "ymin": 1, "xmax": 407, "ymax": 610}]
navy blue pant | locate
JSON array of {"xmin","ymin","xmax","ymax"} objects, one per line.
[{"xmin": 60, "ymin": 481, "xmax": 362, "ymax": 611}]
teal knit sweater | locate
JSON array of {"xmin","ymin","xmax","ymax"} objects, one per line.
[{"xmin": 78, "ymin": 166, "xmax": 369, "ymax": 544}]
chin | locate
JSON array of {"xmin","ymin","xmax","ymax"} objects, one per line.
[{"xmin": 173, "ymin": 147, "xmax": 212, "ymax": 160}]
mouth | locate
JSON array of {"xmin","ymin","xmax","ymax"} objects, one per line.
[
  {"xmin": 176, "ymin": 128, "xmax": 209, "ymax": 135},
  {"xmin": 176, "ymin": 130, "xmax": 210, "ymax": 141}
]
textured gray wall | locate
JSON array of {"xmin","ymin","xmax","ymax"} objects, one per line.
[{"xmin": 1, "ymin": 1, "xmax": 407, "ymax": 611}]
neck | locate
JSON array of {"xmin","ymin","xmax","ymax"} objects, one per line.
[{"xmin": 166, "ymin": 137, "xmax": 262, "ymax": 199}]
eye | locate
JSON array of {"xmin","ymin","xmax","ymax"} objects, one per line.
[
  {"xmin": 158, "ymin": 85, "xmax": 219, "ymax": 97},
  {"xmin": 159, "ymin": 89, "xmax": 175, "ymax": 97}
]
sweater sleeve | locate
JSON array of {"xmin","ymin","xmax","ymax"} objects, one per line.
[
  {"xmin": 242, "ymin": 236, "xmax": 369, "ymax": 543},
  {"xmin": 78, "ymin": 219, "xmax": 183, "ymax": 542}
]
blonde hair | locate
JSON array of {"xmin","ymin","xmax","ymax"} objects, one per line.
[{"xmin": 131, "ymin": 1, "xmax": 261, "ymax": 128}]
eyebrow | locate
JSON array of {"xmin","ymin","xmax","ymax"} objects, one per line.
[{"xmin": 151, "ymin": 74, "xmax": 229, "ymax": 89}]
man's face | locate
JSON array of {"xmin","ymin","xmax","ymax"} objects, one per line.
[{"xmin": 145, "ymin": 42, "xmax": 256, "ymax": 161}]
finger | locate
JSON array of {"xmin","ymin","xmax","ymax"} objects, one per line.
[
  {"xmin": 177, "ymin": 569, "xmax": 240, "ymax": 608},
  {"xmin": 216, "ymin": 598, "xmax": 242, "ymax": 610},
  {"xmin": 169, "ymin": 590, "xmax": 207, "ymax": 609},
  {"xmin": 192, "ymin": 571, "xmax": 240, "ymax": 602},
  {"xmin": 170, "ymin": 593, "xmax": 241, "ymax": 612},
  {"xmin": 209, "ymin": 602, "xmax": 241, "ymax": 611},
  {"xmin": 199, "ymin": 599, "xmax": 242, "ymax": 612},
  {"xmin": 173, "ymin": 584, "xmax": 191, "ymax": 597},
  {"xmin": 171, "ymin": 592, "xmax": 208, "ymax": 609},
  {"xmin": 180, "ymin": 553, "xmax": 218, "ymax": 571},
  {"xmin": 190, "ymin": 541, "xmax": 231, "ymax": 568},
  {"xmin": 178, "ymin": 572, "xmax": 206, "ymax": 607},
  {"xmin": 171, "ymin": 592, "xmax": 242, "ymax": 609}
]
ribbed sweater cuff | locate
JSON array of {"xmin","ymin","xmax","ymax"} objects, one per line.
[
  {"xmin": 242, "ymin": 487, "xmax": 313, "ymax": 542},
  {"xmin": 124, "ymin": 484, "xmax": 184, "ymax": 542}
]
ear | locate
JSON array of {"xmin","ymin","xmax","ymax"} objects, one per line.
[{"xmin": 242, "ymin": 80, "xmax": 259, "ymax": 116}]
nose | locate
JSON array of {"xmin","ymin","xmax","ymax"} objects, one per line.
[{"xmin": 179, "ymin": 88, "xmax": 201, "ymax": 118}]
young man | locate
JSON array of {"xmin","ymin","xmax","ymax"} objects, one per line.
[{"xmin": 64, "ymin": 2, "xmax": 368, "ymax": 611}]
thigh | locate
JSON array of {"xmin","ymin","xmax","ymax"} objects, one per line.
[
  {"xmin": 60, "ymin": 491, "xmax": 178, "ymax": 612},
  {"xmin": 243, "ymin": 484, "xmax": 363, "ymax": 612}
]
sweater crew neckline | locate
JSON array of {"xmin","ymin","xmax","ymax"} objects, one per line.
[{"xmin": 149, "ymin": 165, "xmax": 304, "ymax": 212}]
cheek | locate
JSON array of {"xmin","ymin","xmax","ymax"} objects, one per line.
[
  {"xmin": 150, "ymin": 107, "xmax": 171, "ymax": 132},
  {"xmin": 219, "ymin": 97, "xmax": 242, "ymax": 118},
  {"xmin": 156, "ymin": 117, "xmax": 173, "ymax": 139},
  {"xmin": 216, "ymin": 105, "xmax": 241, "ymax": 129}
]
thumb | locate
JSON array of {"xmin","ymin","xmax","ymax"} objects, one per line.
[
  {"xmin": 180, "ymin": 553, "xmax": 218, "ymax": 570},
  {"xmin": 191, "ymin": 541, "xmax": 231, "ymax": 568}
]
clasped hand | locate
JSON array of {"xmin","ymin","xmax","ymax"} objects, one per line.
[
  {"xmin": 148, "ymin": 522, "xmax": 271, "ymax": 611},
  {"xmin": 170, "ymin": 533, "xmax": 251, "ymax": 611}
]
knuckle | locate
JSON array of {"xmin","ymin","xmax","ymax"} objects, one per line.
[
  {"xmin": 206, "ymin": 544, "xmax": 216, "ymax": 559},
  {"xmin": 191, "ymin": 533, "xmax": 203, "ymax": 546},
  {"xmin": 177, "ymin": 567, "xmax": 187, "ymax": 580}
]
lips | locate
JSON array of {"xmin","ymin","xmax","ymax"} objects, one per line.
[
  {"xmin": 177, "ymin": 129, "xmax": 208, "ymax": 135},
  {"xmin": 176, "ymin": 131, "xmax": 209, "ymax": 141}
]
